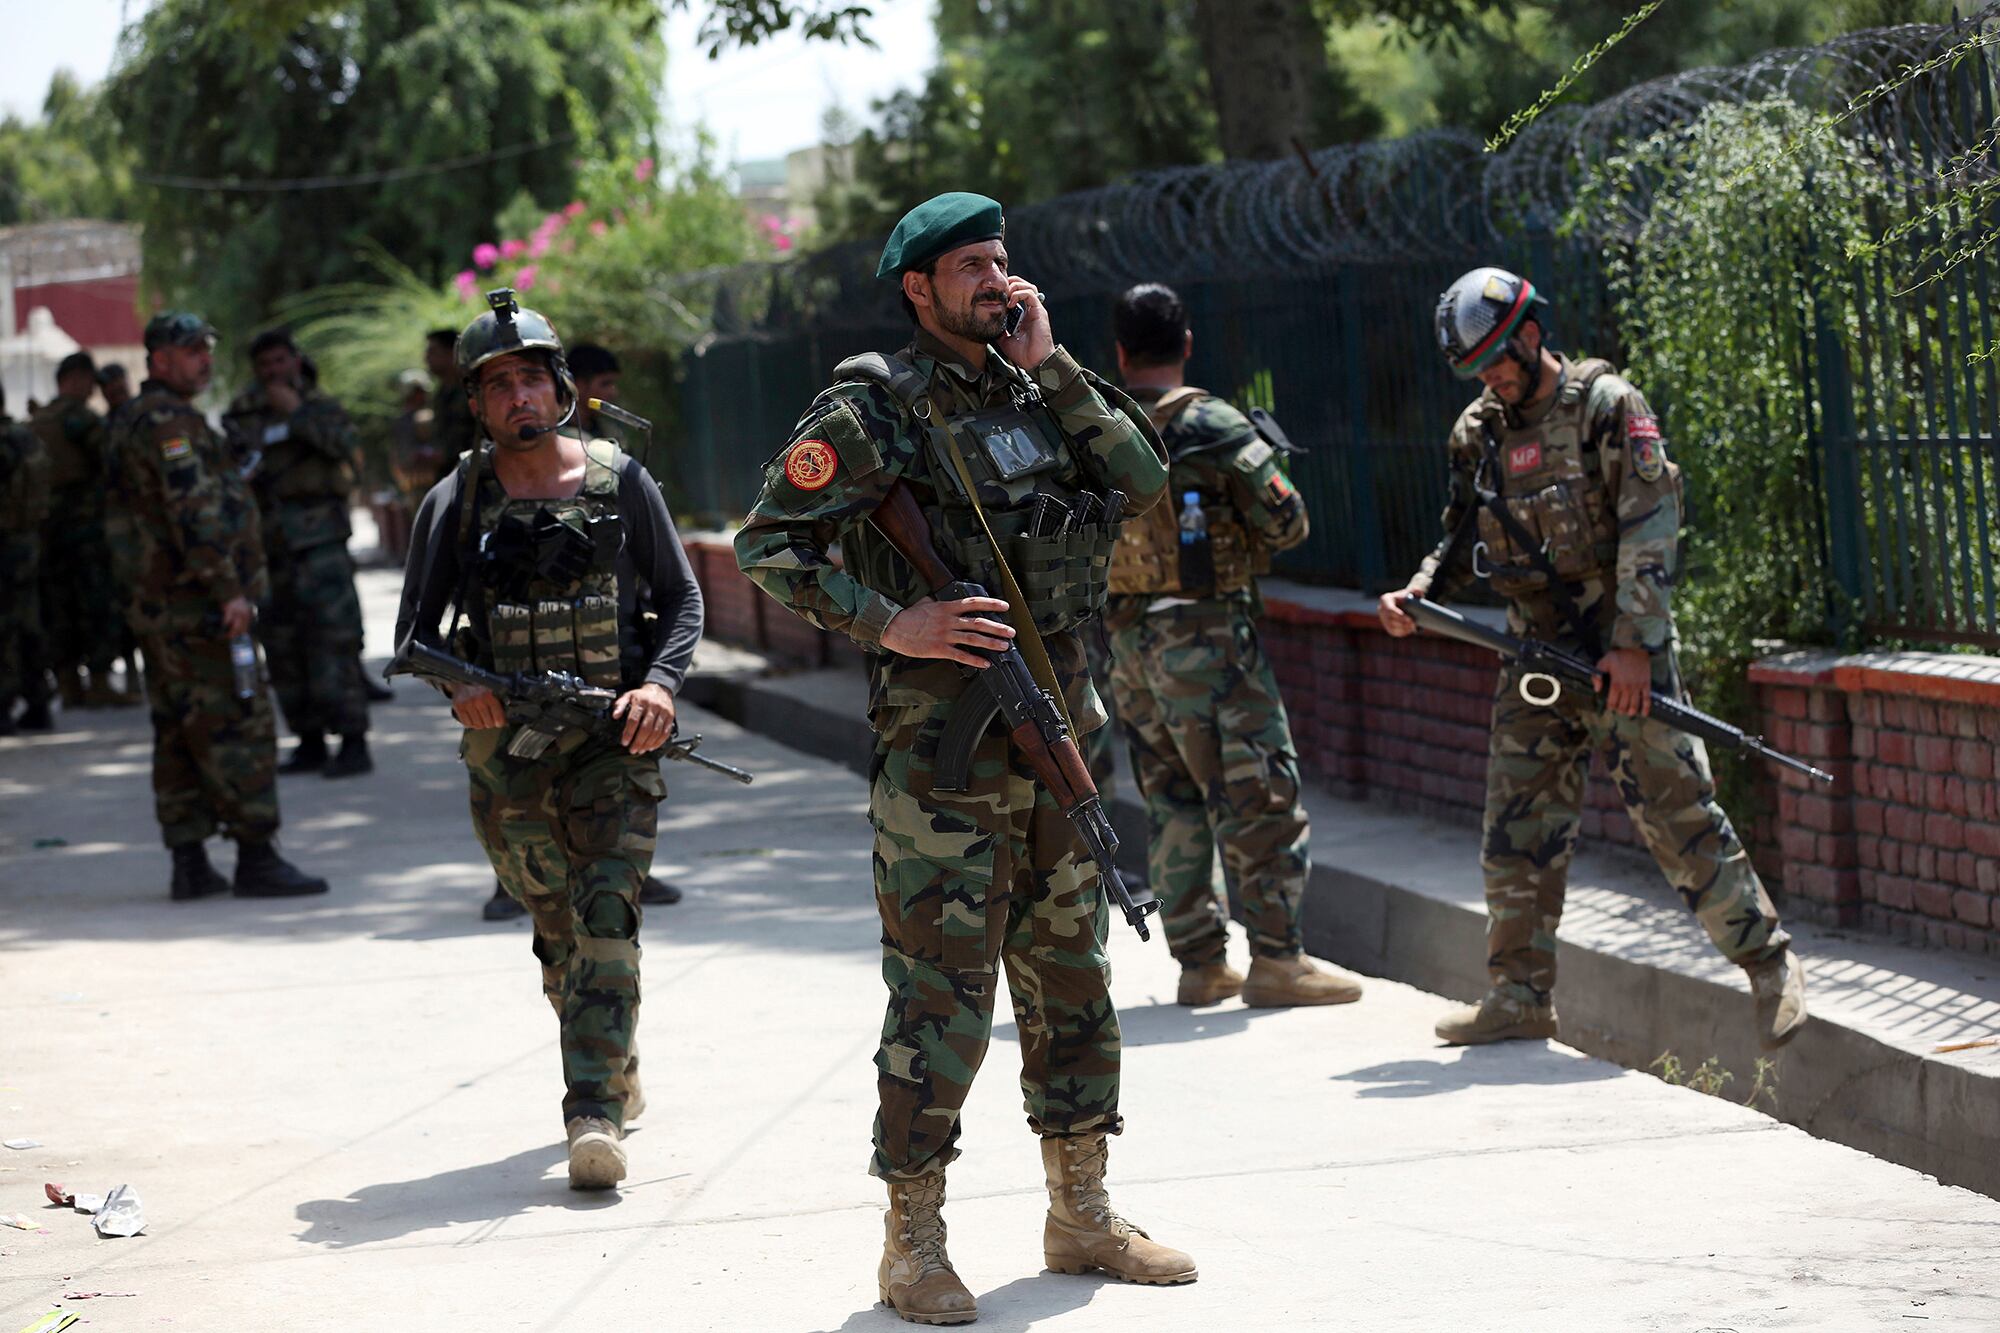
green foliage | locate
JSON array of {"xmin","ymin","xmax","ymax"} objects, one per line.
[
  {"xmin": 1650, "ymin": 1050, "xmax": 1780, "ymax": 1109},
  {"xmin": 103, "ymin": 0, "xmax": 662, "ymax": 354},
  {"xmin": 1571, "ymin": 99, "xmax": 1886, "ymax": 780},
  {"xmin": 0, "ymin": 72, "xmax": 135, "ymax": 224}
]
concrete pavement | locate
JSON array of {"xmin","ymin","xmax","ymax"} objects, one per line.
[{"xmin": 1, "ymin": 566, "xmax": 1997, "ymax": 1331}]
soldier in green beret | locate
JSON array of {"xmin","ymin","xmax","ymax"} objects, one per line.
[{"xmin": 738, "ymin": 192, "xmax": 1197, "ymax": 1324}]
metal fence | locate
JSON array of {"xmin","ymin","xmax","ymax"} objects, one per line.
[{"xmin": 672, "ymin": 14, "xmax": 2000, "ymax": 647}]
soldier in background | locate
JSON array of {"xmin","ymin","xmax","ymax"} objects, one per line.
[
  {"xmin": 97, "ymin": 362, "xmax": 143, "ymax": 694},
  {"xmin": 33, "ymin": 351, "xmax": 132, "ymax": 709},
  {"xmin": 223, "ymin": 329, "xmax": 373, "ymax": 779},
  {"xmin": 97, "ymin": 362, "xmax": 133, "ymax": 412},
  {"xmin": 1378, "ymin": 267, "xmax": 1806, "ymax": 1050},
  {"xmin": 426, "ymin": 327, "xmax": 477, "ymax": 488},
  {"xmin": 0, "ymin": 385, "xmax": 51, "ymax": 735},
  {"xmin": 103, "ymin": 312, "xmax": 328, "ymax": 901},
  {"xmin": 567, "ymin": 343, "xmax": 625, "ymax": 446},
  {"xmin": 1104, "ymin": 283, "xmax": 1361, "ymax": 1010}
]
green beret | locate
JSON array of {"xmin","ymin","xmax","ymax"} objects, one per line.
[{"xmin": 876, "ymin": 192, "xmax": 1006, "ymax": 281}]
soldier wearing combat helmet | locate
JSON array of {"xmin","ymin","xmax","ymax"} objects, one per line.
[
  {"xmin": 1378, "ymin": 267, "xmax": 1808, "ymax": 1050},
  {"xmin": 737, "ymin": 192, "xmax": 1194, "ymax": 1325},
  {"xmin": 394, "ymin": 289, "xmax": 704, "ymax": 1191}
]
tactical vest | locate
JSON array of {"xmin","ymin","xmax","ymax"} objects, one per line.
[
  {"xmin": 0, "ymin": 421, "xmax": 51, "ymax": 530},
  {"xmin": 827, "ymin": 353, "xmax": 1126, "ymax": 637},
  {"xmin": 464, "ymin": 440, "xmax": 625, "ymax": 689},
  {"xmin": 1107, "ymin": 386, "xmax": 1262, "ymax": 597},
  {"xmin": 30, "ymin": 399, "xmax": 96, "ymax": 491},
  {"xmin": 1468, "ymin": 358, "xmax": 1677, "ymax": 600}
]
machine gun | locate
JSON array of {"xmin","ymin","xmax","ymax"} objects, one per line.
[
  {"xmin": 386, "ymin": 638, "xmax": 754, "ymax": 783},
  {"xmin": 870, "ymin": 480, "xmax": 1159, "ymax": 941},
  {"xmin": 1404, "ymin": 596, "xmax": 1833, "ymax": 785}
]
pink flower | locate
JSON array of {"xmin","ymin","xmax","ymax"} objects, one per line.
[
  {"xmin": 564, "ymin": 200, "xmax": 586, "ymax": 218},
  {"xmin": 472, "ymin": 242, "xmax": 501, "ymax": 270},
  {"xmin": 529, "ymin": 233, "xmax": 552, "ymax": 258},
  {"xmin": 589, "ymin": 220, "xmax": 608, "ymax": 237},
  {"xmin": 516, "ymin": 265, "xmax": 538, "ymax": 291},
  {"xmin": 634, "ymin": 157, "xmax": 655, "ymax": 183},
  {"xmin": 500, "ymin": 239, "xmax": 527, "ymax": 259},
  {"xmin": 773, "ymin": 234, "xmax": 794, "ymax": 252},
  {"xmin": 538, "ymin": 212, "xmax": 565, "ymax": 235},
  {"xmin": 455, "ymin": 269, "xmax": 479, "ymax": 299}
]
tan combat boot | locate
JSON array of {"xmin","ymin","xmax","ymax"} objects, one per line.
[
  {"xmin": 1747, "ymin": 947, "xmax": 1808, "ymax": 1051},
  {"xmin": 1240, "ymin": 953, "xmax": 1364, "ymax": 1007},
  {"xmin": 878, "ymin": 1172, "xmax": 976, "ymax": 1325},
  {"xmin": 1176, "ymin": 960, "xmax": 1244, "ymax": 1006},
  {"xmin": 1434, "ymin": 990, "xmax": 1558, "ymax": 1045},
  {"xmin": 566, "ymin": 1116, "xmax": 627, "ymax": 1191},
  {"xmin": 1041, "ymin": 1135, "xmax": 1197, "ymax": 1285}
]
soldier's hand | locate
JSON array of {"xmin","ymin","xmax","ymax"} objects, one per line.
[
  {"xmin": 614, "ymin": 682, "xmax": 676, "ymax": 754},
  {"xmin": 451, "ymin": 682, "xmax": 507, "ymax": 730},
  {"xmin": 268, "ymin": 380, "xmax": 303, "ymax": 416},
  {"xmin": 220, "ymin": 596, "xmax": 256, "ymax": 638},
  {"xmin": 996, "ymin": 276, "xmax": 1054, "ymax": 368},
  {"xmin": 880, "ymin": 596, "xmax": 1015, "ymax": 668},
  {"xmin": 1377, "ymin": 586, "xmax": 1422, "ymax": 638},
  {"xmin": 1595, "ymin": 648, "xmax": 1653, "ymax": 717}
]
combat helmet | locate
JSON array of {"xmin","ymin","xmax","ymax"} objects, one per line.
[
  {"xmin": 1435, "ymin": 267, "xmax": 1548, "ymax": 381},
  {"xmin": 456, "ymin": 288, "xmax": 573, "ymax": 403}
]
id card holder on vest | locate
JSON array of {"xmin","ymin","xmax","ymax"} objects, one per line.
[{"xmin": 951, "ymin": 405, "xmax": 1062, "ymax": 485}]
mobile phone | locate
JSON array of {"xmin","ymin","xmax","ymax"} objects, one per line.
[{"xmin": 1005, "ymin": 302, "xmax": 1025, "ymax": 338}]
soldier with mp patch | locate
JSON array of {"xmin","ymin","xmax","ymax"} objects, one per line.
[
  {"xmin": 1378, "ymin": 267, "xmax": 1807, "ymax": 1051},
  {"xmin": 736, "ymin": 192, "xmax": 1195, "ymax": 1324},
  {"xmin": 1102, "ymin": 283, "xmax": 1365, "ymax": 1010}
]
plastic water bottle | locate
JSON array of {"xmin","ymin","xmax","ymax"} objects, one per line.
[
  {"xmin": 230, "ymin": 634, "xmax": 259, "ymax": 700},
  {"xmin": 1177, "ymin": 489, "xmax": 1214, "ymax": 594}
]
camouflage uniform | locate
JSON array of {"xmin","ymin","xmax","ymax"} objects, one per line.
[
  {"xmin": 104, "ymin": 381, "xmax": 279, "ymax": 846},
  {"xmin": 31, "ymin": 394, "xmax": 122, "ymax": 684},
  {"xmin": 736, "ymin": 328, "xmax": 1167, "ymax": 1181},
  {"xmin": 430, "ymin": 381, "xmax": 478, "ymax": 487},
  {"xmin": 1103, "ymin": 387, "xmax": 1312, "ymax": 966},
  {"xmin": 0, "ymin": 414, "xmax": 52, "ymax": 713},
  {"xmin": 1411, "ymin": 355, "xmax": 1788, "ymax": 1004},
  {"xmin": 222, "ymin": 385, "xmax": 369, "ymax": 741}
]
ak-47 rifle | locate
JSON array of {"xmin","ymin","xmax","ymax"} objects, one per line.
[
  {"xmin": 870, "ymin": 480, "xmax": 1160, "ymax": 940},
  {"xmin": 386, "ymin": 638, "xmax": 754, "ymax": 783},
  {"xmin": 1404, "ymin": 597, "xmax": 1833, "ymax": 785}
]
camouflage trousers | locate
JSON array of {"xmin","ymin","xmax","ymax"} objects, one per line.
[
  {"xmin": 264, "ymin": 539, "xmax": 368, "ymax": 738},
  {"xmin": 1481, "ymin": 662, "xmax": 1789, "ymax": 1003},
  {"xmin": 465, "ymin": 726, "xmax": 663, "ymax": 1130},
  {"xmin": 868, "ymin": 700, "xmax": 1122, "ymax": 1181},
  {"xmin": 0, "ymin": 535, "xmax": 45, "ymax": 706},
  {"xmin": 139, "ymin": 624, "xmax": 280, "ymax": 846},
  {"xmin": 39, "ymin": 515, "xmax": 121, "ymax": 676},
  {"xmin": 1105, "ymin": 597, "xmax": 1308, "ymax": 966}
]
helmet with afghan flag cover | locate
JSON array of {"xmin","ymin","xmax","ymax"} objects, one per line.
[{"xmin": 1435, "ymin": 267, "xmax": 1548, "ymax": 378}]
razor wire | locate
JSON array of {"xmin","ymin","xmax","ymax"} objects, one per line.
[{"xmin": 678, "ymin": 12, "xmax": 1998, "ymax": 337}]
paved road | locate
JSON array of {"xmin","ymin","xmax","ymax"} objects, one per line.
[{"xmin": 1, "ymin": 568, "xmax": 1996, "ymax": 1331}]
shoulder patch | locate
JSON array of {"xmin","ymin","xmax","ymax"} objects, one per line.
[
  {"xmin": 814, "ymin": 397, "xmax": 884, "ymax": 478},
  {"xmin": 1234, "ymin": 438, "xmax": 1276, "ymax": 472},
  {"xmin": 1628, "ymin": 413, "xmax": 1665, "ymax": 483},
  {"xmin": 161, "ymin": 435, "xmax": 193, "ymax": 461},
  {"xmin": 782, "ymin": 437, "xmax": 839, "ymax": 492}
]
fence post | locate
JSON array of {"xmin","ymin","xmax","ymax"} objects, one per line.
[
  {"xmin": 1808, "ymin": 239, "xmax": 1865, "ymax": 646},
  {"xmin": 1337, "ymin": 265, "xmax": 1386, "ymax": 590}
]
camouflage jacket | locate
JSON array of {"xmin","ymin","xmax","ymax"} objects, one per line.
[
  {"xmin": 0, "ymin": 415, "xmax": 51, "ymax": 533},
  {"xmin": 736, "ymin": 329, "xmax": 1168, "ymax": 726},
  {"xmin": 1110, "ymin": 385, "xmax": 1308, "ymax": 600},
  {"xmin": 29, "ymin": 393, "xmax": 106, "ymax": 518},
  {"xmin": 1413, "ymin": 355, "xmax": 1680, "ymax": 655},
  {"xmin": 105, "ymin": 380, "xmax": 269, "ymax": 632},
  {"xmin": 221, "ymin": 384, "xmax": 359, "ymax": 552}
]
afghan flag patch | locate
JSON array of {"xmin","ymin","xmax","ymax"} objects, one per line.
[{"xmin": 160, "ymin": 436, "xmax": 193, "ymax": 461}]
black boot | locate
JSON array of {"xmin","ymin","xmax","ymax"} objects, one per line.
[
  {"xmin": 639, "ymin": 876, "xmax": 683, "ymax": 906},
  {"xmin": 280, "ymin": 733, "xmax": 327, "ymax": 774},
  {"xmin": 483, "ymin": 880, "xmax": 526, "ymax": 921},
  {"xmin": 16, "ymin": 700, "xmax": 53, "ymax": 731},
  {"xmin": 169, "ymin": 842, "xmax": 231, "ymax": 901},
  {"xmin": 322, "ymin": 734, "xmax": 373, "ymax": 779},
  {"xmin": 233, "ymin": 840, "xmax": 329, "ymax": 897}
]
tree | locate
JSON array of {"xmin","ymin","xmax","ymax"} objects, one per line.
[
  {"xmin": 0, "ymin": 72, "xmax": 135, "ymax": 225},
  {"xmin": 1195, "ymin": 0, "xmax": 1372, "ymax": 160},
  {"xmin": 103, "ymin": 0, "xmax": 661, "ymax": 349}
]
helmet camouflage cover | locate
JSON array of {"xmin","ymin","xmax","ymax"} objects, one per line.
[
  {"xmin": 1435, "ymin": 267, "xmax": 1547, "ymax": 377},
  {"xmin": 455, "ymin": 287, "xmax": 566, "ymax": 387}
]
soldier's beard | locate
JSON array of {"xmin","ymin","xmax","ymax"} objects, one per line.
[{"xmin": 937, "ymin": 291, "xmax": 1008, "ymax": 343}]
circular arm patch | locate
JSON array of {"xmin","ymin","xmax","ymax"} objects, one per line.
[{"xmin": 783, "ymin": 438, "xmax": 838, "ymax": 491}]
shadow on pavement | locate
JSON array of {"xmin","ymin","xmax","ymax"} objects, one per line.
[
  {"xmin": 293, "ymin": 1141, "xmax": 619, "ymax": 1247},
  {"xmin": 1330, "ymin": 1043, "xmax": 1625, "ymax": 1097},
  {"xmin": 810, "ymin": 1270, "xmax": 1108, "ymax": 1333},
  {"xmin": 1106, "ymin": 998, "xmax": 1289, "ymax": 1047}
]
